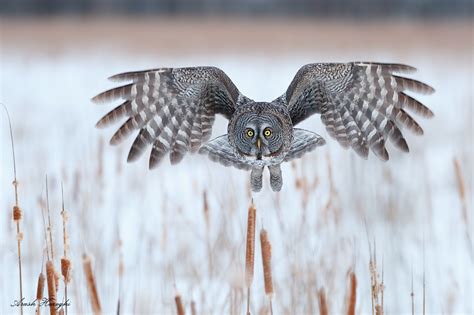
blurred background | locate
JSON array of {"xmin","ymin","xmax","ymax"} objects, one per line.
[{"xmin": 1, "ymin": 1, "xmax": 473, "ymax": 315}]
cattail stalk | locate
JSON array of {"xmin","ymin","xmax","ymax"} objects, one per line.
[
  {"xmin": 46, "ymin": 261, "xmax": 57, "ymax": 315},
  {"xmin": 175, "ymin": 294, "xmax": 185, "ymax": 315},
  {"xmin": 317, "ymin": 288, "xmax": 328, "ymax": 315},
  {"xmin": 45, "ymin": 176, "xmax": 55, "ymax": 260},
  {"xmin": 245, "ymin": 202, "xmax": 256, "ymax": 315},
  {"xmin": 60, "ymin": 184, "xmax": 71, "ymax": 315},
  {"xmin": 83, "ymin": 255, "xmax": 101, "ymax": 314},
  {"xmin": 347, "ymin": 271, "xmax": 357, "ymax": 315},
  {"xmin": 3, "ymin": 104, "xmax": 24, "ymax": 315},
  {"xmin": 260, "ymin": 228, "xmax": 273, "ymax": 315}
]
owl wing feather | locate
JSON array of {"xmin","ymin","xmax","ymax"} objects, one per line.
[
  {"xmin": 281, "ymin": 62, "xmax": 434, "ymax": 160},
  {"xmin": 92, "ymin": 67, "xmax": 247, "ymax": 168}
]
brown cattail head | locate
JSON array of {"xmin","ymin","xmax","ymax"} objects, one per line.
[
  {"xmin": 54, "ymin": 270, "xmax": 60, "ymax": 293},
  {"xmin": 46, "ymin": 261, "xmax": 57, "ymax": 315},
  {"xmin": 13, "ymin": 205, "xmax": 22, "ymax": 221},
  {"xmin": 61, "ymin": 257, "xmax": 71, "ymax": 283},
  {"xmin": 83, "ymin": 254, "xmax": 101, "ymax": 315},
  {"xmin": 175, "ymin": 294, "xmax": 185, "ymax": 315},
  {"xmin": 317, "ymin": 288, "xmax": 328, "ymax": 315},
  {"xmin": 260, "ymin": 229, "xmax": 273, "ymax": 296},
  {"xmin": 375, "ymin": 305, "xmax": 383, "ymax": 315},
  {"xmin": 36, "ymin": 272, "xmax": 45, "ymax": 301},
  {"xmin": 245, "ymin": 203, "xmax": 256, "ymax": 287},
  {"xmin": 347, "ymin": 271, "xmax": 357, "ymax": 315}
]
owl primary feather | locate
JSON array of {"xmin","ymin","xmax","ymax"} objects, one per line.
[{"xmin": 92, "ymin": 62, "xmax": 434, "ymax": 192}]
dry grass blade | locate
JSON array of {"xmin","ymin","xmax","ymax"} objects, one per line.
[
  {"xmin": 83, "ymin": 254, "xmax": 102, "ymax": 314},
  {"xmin": 260, "ymin": 228, "xmax": 273, "ymax": 315},
  {"xmin": 175, "ymin": 294, "xmax": 185, "ymax": 315},
  {"xmin": 245, "ymin": 202, "xmax": 256, "ymax": 315},
  {"xmin": 46, "ymin": 261, "xmax": 57, "ymax": 315},
  {"xmin": 317, "ymin": 288, "xmax": 328, "ymax": 315},
  {"xmin": 2, "ymin": 103, "xmax": 24, "ymax": 315},
  {"xmin": 347, "ymin": 271, "xmax": 357, "ymax": 315}
]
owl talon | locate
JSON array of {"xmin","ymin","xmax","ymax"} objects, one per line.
[
  {"xmin": 250, "ymin": 167, "xmax": 263, "ymax": 192},
  {"xmin": 268, "ymin": 164, "xmax": 283, "ymax": 192}
]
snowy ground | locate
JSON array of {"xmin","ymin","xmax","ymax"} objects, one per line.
[{"xmin": 0, "ymin": 21, "xmax": 473, "ymax": 314}]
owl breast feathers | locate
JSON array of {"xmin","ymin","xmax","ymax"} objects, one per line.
[{"xmin": 92, "ymin": 62, "xmax": 434, "ymax": 192}]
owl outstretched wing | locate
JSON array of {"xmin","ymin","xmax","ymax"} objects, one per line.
[
  {"xmin": 92, "ymin": 67, "xmax": 249, "ymax": 168},
  {"xmin": 279, "ymin": 62, "xmax": 434, "ymax": 160}
]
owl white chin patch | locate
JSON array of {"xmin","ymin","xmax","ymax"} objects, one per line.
[{"xmin": 243, "ymin": 155, "xmax": 282, "ymax": 167}]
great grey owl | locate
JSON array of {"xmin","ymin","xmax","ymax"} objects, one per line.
[{"xmin": 92, "ymin": 62, "xmax": 434, "ymax": 192}]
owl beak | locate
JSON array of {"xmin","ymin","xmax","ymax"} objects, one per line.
[{"xmin": 256, "ymin": 137, "xmax": 263, "ymax": 160}]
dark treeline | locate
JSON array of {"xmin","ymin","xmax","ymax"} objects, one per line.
[{"xmin": 1, "ymin": 0, "xmax": 472, "ymax": 18}]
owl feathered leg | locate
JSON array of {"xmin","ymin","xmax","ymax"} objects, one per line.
[
  {"xmin": 268, "ymin": 164, "xmax": 283, "ymax": 192},
  {"xmin": 250, "ymin": 167, "xmax": 264, "ymax": 192}
]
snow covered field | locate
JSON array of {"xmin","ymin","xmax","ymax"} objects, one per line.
[{"xmin": 1, "ymin": 20, "xmax": 472, "ymax": 314}]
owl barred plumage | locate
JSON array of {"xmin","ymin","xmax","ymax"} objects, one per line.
[{"xmin": 92, "ymin": 62, "xmax": 434, "ymax": 192}]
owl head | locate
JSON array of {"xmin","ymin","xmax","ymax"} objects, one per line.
[{"xmin": 228, "ymin": 102, "xmax": 293, "ymax": 162}]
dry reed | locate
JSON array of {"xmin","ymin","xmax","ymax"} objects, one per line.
[
  {"xmin": 317, "ymin": 288, "xmax": 328, "ymax": 315},
  {"xmin": 347, "ymin": 271, "xmax": 357, "ymax": 315},
  {"xmin": 260, "ymin": 228, "xmax": 273, "ymax": 315},
  {"xmin": 46, "ymin": 261, "xmax": 57, "ymax": 315},
  {"xmin": 191, "ymin": 300, "xmax": 197, "ymax": 315},
  {"xmin": 83, "ymin": 254, "xmax": 101, "ymax": 314},
  {"xmin": 3, "ymin": 104, "xmax": 24, "ymax": 315},
  {"xmin": 368, "ymin": 239, "xmax": 384, "ymax": 315},
  {"xmin": 175, "ymin": 294, "xmax": 185, "ymax": 315},
  {"xmin": 245, "ymin": 202, "xmax": 256, "ymax": 315}
]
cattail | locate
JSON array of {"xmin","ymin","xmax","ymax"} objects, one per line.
[
  {"xmin": 61, "ymin": 258, "xmax": 71, "ymax": 284},
  {"xmin": 36, "ymin": 272, "xmax": 45, "ymax": 315},
  {"xmin": 13, "ymin": 205, "xmax": 22, "ymax": 221},
  {"xmin": 191, "ymin": 301, "xmax": 197, "ymax": 315},
  {"xmin": 260, "ymin": 229, "xmax": 273, "ymax": 296},
  {"xmin": 46, "ymin": 261, "xmax": 57, "ymax": 315},
  {"xmin": 317, "ymin": 288, "xmax": 328, "ymax": 315},
  {"xmin": 175, "ymin": 294, "xmax": 185, "ymax": 315},
  {"xmin": 3, "ymin": 104, "xmax": 24, "ymax": 315},
  {"xmin": 375, "ymin": 305, "xmax": 383, "ymax": 315},
  {"xmin": 83, "ymin": 254, "xmax": 101, "ymax": 314},
  {"xmin": 245, "ymin": 202, "xmax": 256, "ymax": 315},
  {"xmin": 260, "ymin": 228, "xmax": 273, "ymax": 314},
  {"xmin": 347, "ymin": 271, "xmax": 357, "ymax": 315},
  {"xmin": 60, "ymin": 184, "xmax": 71, "ymax": 315},
  {"xmin": 36, "ymin": 272, "xmax": 45, "ymax": 301}
]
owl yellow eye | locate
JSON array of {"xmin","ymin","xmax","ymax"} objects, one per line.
[
  {"xmin": 246, "ymin": 128, "xmax": 254, "ymax": 138},
  {"xmin": 263, "ymin": 128, "xmax": 272, "ymax": 138}
]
